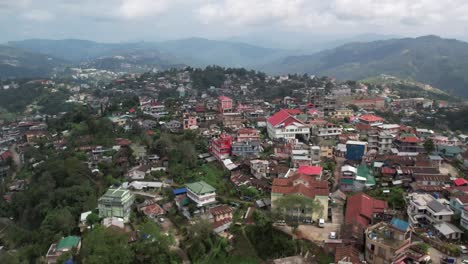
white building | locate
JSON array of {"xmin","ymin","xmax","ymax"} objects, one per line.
[
  {"xmin": 266, "ymin": 110, "xmax": 310, "ymax": 140},
  {"xmin": 407, "ymin": 193, "xmax": 454, "ymax": 228},
  {"xmin": 186, "ymin": 181, "xmax": 216, "ymax": 207}
]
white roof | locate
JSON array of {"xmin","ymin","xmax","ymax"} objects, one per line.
[
  {"xmin": 373, "ymin": 162, "xmax": 384, "ymax": 168},
  {"xmin": 378, "ymin": 124, "xmax": 400, "ymax": 129},
  {"xmin": 128, "ymin": 181, "xmax": 165, "ymax": 190},
  {"xmin": 341, "ymin": 165, "xmax": 357, "ymax": 173},
  {"xmin": 223, "ymin": 159, "xmax": 238, "ymax": 171},
  {"xmin": 346, "ymin": 140, "xmax": 368, "ymax": 146},
  {"xmin": 434, "ymin": 222, "xmax": 462, "ymax": 236},
  {"xmin": 80, "ymin": 211, "xmax": 92, "ymax": 223}
]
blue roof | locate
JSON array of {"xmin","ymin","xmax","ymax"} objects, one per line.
[
  {"xmin": 64, "ymin": 259, "xmax": 75, "ymax": 264},
  {"xmin": 391, "ymin": 218, "xmax": 409, "ymax": 232},
  {"xmin": 173, "ymin": 188, "xmax": 187, "ymax": 195}
]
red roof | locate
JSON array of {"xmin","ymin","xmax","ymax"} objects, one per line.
[
  {"xmin": 345, "ymin": 193, "xmax": 388, "ymax": 228},
  {"xmin": 399, "ymin": 136, "xmax": 420, "ymax": 143},
  {"xmin": 297, "ymin": 166, "xmax": 322, "ymax": 175},
  {"xmin": 454, "ymin": 178, "xmax": 468, "ymax": 186},
  {"xmin": 272, "ymin": 173, "xmax": 329, "ymax": 199},
  {"xmin": 285, "ymin": 108, "xmax": 302, "ymax": 115},
  {"xmin": 0, "ymin": 151, "xmax": 13, "ymax": 161},
  {"xmin": 335, "ymin": 246, "xmax": 360, "ymax": 264},
  {"xmin": 128, "ymin": 108, "xmax": 135, "ymax": 113},
  {"xmin": 267, "ymin": 109, "xmax": 304, "ymax": 127},
  {"xmin": 209, "ymin": 205, "xmax": 233, "ymax": 216},
  {"xmin": 381, "ymin": 167, "xmax": 396, "ymax": 175},
  {"xmin": 359, "ymin": 114, "xmax": 384, "ymax": 122}
]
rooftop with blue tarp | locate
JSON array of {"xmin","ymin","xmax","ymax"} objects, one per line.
[
  {"xmin": 173, "ymin": 188, "xmax": 187, "ymax": 195},
  {"xmin": 390, "ymin": 218, "xmax": 409, "ymax": 232}
]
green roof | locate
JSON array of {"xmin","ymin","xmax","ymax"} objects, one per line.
[
  {"xmin": 357, "ymin": 165, "xmax": 376, "ymax": 186},
  {"xmin": 186, "ymin": 181, "xmax": 215, "ymax": 195},
  {"xmin": 57, "ymin": 236, "xmax": 80, "ymax": 250},
  {"xmin": 102, "ymin": 187, "xmax": 129, "ymax": 198},
  {"xmin": 341, "ymin": 178, "xmax": 354, "ymax": 185}
]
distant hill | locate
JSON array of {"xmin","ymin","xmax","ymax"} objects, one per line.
[
  {"xmin": 155, "ymin": 37, "xmax": 287, "ymax": 67},
  {"xmin": 265, "ymin": 35, "xmax": 468, "ymax": 97},
  {"xmin": 80, "ymin": 48, "xmax": 185, "ymax": 73},
  {"xmin": 0, "ymin": 45, "xmax": 66, "ymax": 78},
  {"xmin": 9, "ymin": 38, "xmax": 288, "ymax": 69},
  {"xmin": 8, "ymin": 39, "xmax": 134, "ymax": 62}
]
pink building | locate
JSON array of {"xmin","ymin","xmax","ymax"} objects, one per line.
[
  {"xmin": 183, "ymin": 113, "xmax": 198, "ymax": 130},
  {"xmin": 218, "ymin": 96, "xmax": 233, "ymax": 113}
]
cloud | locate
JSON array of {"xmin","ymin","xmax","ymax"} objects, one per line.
[
  {"xmin": 197, "ymin": 0, "xmax": 468, "ymax": 29},
  {"xmin": 22, "ymin": 10, "xmax": 54, "ymax": 22},
  {"xmin": 118, "ymin": 0, "xmax": 174, "ymax": 19}
]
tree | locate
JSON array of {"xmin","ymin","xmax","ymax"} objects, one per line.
[
  {"xmin": 424, "ymin": 139, "xmax": 435, "ymax": 154},
  {"xmin": 131, "ymin": 221, "xmax": 180, "ymax": 264},
  {"xmin": 80, "ymin": 227, "xmax": 134, "ymax": 264},
  {"xmin": 86, "ymin": 213, "xmax": 100, "ymax": 226},
  {"xmin": 273, "ymin": 194, "xmax": 324, "ymax": 223}
]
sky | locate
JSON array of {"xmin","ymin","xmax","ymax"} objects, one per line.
[{"xmin": 1, "ymin": 0, "xmax": 468, "ymax": 47}]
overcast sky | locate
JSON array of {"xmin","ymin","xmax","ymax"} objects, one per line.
[{"xmin": 2, "ymin": 0, "xmax": 468, "ymax": 45}]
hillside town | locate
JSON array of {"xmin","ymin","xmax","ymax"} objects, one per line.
[{"xmin": 1, "ymin": 67, "xmax": 468, "ymax": 264}]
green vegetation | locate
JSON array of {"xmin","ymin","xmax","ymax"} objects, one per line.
[
  {"xmin": 267, "ymin": 35, "xmax": 468, "ymax": 97},
  {"xmin": 366, "ymin": 187, "xmax": 406, "ymax": 209}
]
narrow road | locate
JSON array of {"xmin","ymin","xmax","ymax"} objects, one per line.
[{"xmin": 8, "ymin": 143, "xmax": 21, "ymax": 177}]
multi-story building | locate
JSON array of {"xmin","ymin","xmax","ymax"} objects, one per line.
[
  {"xmin": 222, "ymin": 112, "xmax": 244, "ymax": 129},
  {"xmin": 210, "ymin": 133, "xmax": 232, "ymax": 161},
  {"xmin": 394, "ymin": 133, "xmax": 424, "ymax": 153},
  {"xmin": 267, "ymin": 109, "xmax": 310, "ymax": 140},
  {"xmin": 218, "ymin": 95, "xmax": 233, "ymax": 113},
  {"xmin": 352, "ymin": 97, "xmax": 385, "ymax": 110},
  {"xmin": 358, "ymin": 114, "xmax": 384, "ymax": 127},
  {"xmin": 98, "ymin": 186, "xmax": 135, "ymax": 223},
  {"xmin": 250, "ymin": 160, "xmax": 269, "ymax": 179},
  {"xmin": 290, "ymin": 142, "xmax": 321, "ymax": 168},
  {"xmin": 186, "ymin": 181, "xmax": 216, "ymax": 207},
  {"xmin": 209, "ymin": 205, "xmax": 233, "ymax": 233},
  {"xmin": 236, "ymin": 128, "xmax": 260, "ymax": 142},
  {"xmin": 376, "ymin": 124, "xmax": 401, "ymax": 135},
  {"xmin": 460, "ymin": 206, "xmax": 468, "ymax": 230},
  {"xmin": 271, "ymin": 172, "xmax": 329, "ymax": 222},
  {"xmin": 340, "ymin": 165, "xmax": 357, "ymax": 192},
  {"xmin": 183, "ymin": 113, "xmax": 198, "ymax": 130},
  {"xmin": 329, "ymin": 108, "xmax": 354, "ymax": 120},
  {"xmin": 407, "ymin": 193, "xmax": 454, "ymax": 228},
  {"xmin": 345, "ymin": 141, "xmax": 368, "ymax": 161},
  {"xmin": 311, "ymin": 122, "xmax": 343, "ymax": 139},
  {"xmin": 231, "ymin": 140, "xmax": 260, "ymax": 157},
  {"xmin": 368, "ymin": 131, "xmax": 393, "ymax": 154},
  {"xmin": 365, "ymin": 221, "xmax": 412, "ymax": 264}
]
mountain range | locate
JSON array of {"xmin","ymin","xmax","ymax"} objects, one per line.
[
  {"xmin": 265, "ymin": 35, "xmax": 468, "ymax": 97},
  {"xmin": 3, "ymin": 35, "xmax": 468, "ymax": 97}
]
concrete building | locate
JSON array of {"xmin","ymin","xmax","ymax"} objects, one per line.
[
  {"xmin": 250, "ymin": 159, "xmax": 269, "ymax": 179},
  {"xmin": 267, "ymin": 109, "xmax": 310, "ymax": 140},
  {"xmin": 186, "ymin": 181, "xmax": 216, "ymax": 207},
  {"xmin": 98, "ymin": 186, "xmax": 135, "ymax": 223},
  {"xmin": 231, "ymin": 140, "xmax": 260, "ymax": 157},
  {"xmin": 218, "ymin": 95, "xmax": 233, "ymax": 113},
  {"xmin": 210, "ymin": 133, "xmax": 232, "ymax": 161},
  {"xmin": 291, "ymin": 142, "xmax": 320, "ymax": 168},
  {"xmin": 365, "ymin": 221, "xmax": 412, "ymax": 264},
  {"xmin": 271, "ymin": 172, "xmax": 329, "ymax": 222},
  {"xmin": 407, "ymin": 193, "xmax": 454, "ymax": 228},
  {"xmin": 367, "ymin": 131, "xmax": 393, "ymax": 154}
]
